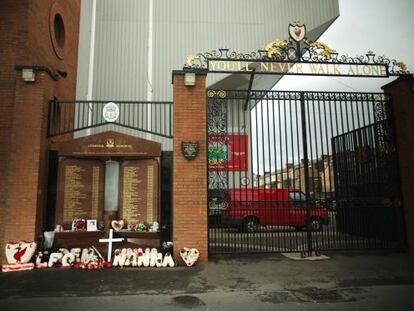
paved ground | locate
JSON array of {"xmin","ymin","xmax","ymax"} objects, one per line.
[
  {"xmin": 209, "ymin": 227, "xmax": 402, "ymax": 253},
  {"xmin": 1, "ymin": 252, "xmax": 414, "ymax": 310}
]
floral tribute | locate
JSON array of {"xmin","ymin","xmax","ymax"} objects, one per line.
[{"xmin": 2, "ymin": 241, "xmax": 37, "ymax": 272}]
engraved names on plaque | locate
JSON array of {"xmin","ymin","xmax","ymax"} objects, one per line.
[
  {"xmin": 91, "ymin": 166, "xmax": 100, "ymax": 219},
  {"xmin": 146, "ymin": 165, "xmax": 154, "ymax": 223},
  {"xmin": 56, "ymin": 158, "xmax": 104, "ymax": 226},
  {"xmin": 122, "ymin": 166, "xmax": 142, "ymax": 221},
  {"xmin": 63, "ymin": 165, "xmax": 86, "ymax": 222},
  {"xmin": 120, "ymin": 160, "xmax": 158, "ymax": 224}
]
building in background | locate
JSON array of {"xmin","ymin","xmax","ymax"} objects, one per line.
[
  {"xmin": 76, "ymin": 0, "xmax": 340, "ymax": 149},
  {"xmin": 255, "ymin": 155, "xmax": 335, "ymax": 198}
]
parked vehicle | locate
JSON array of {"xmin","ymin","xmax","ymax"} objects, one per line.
[
  {"xmin": 315, "ymin": 194, "xmax": 336, "ymax": 212},
  {"xmin": 222, "ymin": 188, "xmax": 329, "ymax": 233}
]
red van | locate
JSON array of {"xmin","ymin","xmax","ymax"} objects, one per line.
[{"xmin": 222, "ymin": 188, "xmax": 329, "ymax": 233}]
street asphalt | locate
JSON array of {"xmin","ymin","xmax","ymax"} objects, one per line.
[{"xmin": 1, "ymin": 251, "xmax": 414, "ymax": 310}]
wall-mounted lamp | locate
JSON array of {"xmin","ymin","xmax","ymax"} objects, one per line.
[
  {"xmin": 15, "ymin": 65, "xmax": 59, "ymax": 81},
  {"xmin": 22, "ymin": 68, "xmax": 36, "ymax": 83},
  {"xmin": 184, "ymin": 72, "xmax": 196, "ymax": 86}
]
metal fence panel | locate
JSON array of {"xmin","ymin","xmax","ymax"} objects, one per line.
[{"xmin": 207, "ymin": 89, "xmax": 405, "ymax": 254}]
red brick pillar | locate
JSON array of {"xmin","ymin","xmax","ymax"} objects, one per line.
[
  {"xmin": 382, "ymin": 75, "xmax": 414, "ymax": 253},
  {"xmin": 1, "ymin": 72, "xmax": 53, "ymax": 263},
  {"xmin": 172, "ymin": 71, "xmax": 208, "ymax": 263}
]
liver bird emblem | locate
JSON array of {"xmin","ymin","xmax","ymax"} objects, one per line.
[{"xmin": 13, "ymin": 244, "xmax": 28, "ymax": 262}]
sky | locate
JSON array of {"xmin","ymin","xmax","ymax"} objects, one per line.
[
  {"xmin": 249, "ymin": 0, "xmax": 414, "ymax": 174},
  {"xmin": 273, "ymin": 0, "xmax": 414, "ymax": 92}
]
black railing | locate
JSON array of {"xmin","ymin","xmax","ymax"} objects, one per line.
[
  {"xmin": 332, "ymin": 120, "xmax": 405, "ymax": 246},
  {"xmin": 48, "ymin": 100, "xmax": 173, "ymax": 138},
  {"xmin": 207, "ymin": 89, "xmax": 405, "ymax": 254}
]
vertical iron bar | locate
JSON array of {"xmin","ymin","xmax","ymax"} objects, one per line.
[
  {"xmin": 163, "ymin": 103, "xmax": 166, "ymax": 136},
  {"xmin": 277, "ymin": 93, "xmax": 283, "ymax": 251},
  {"xmin": 260, "ymin": 93, "xmax": 266, "ymax": 252},
  {"xmin": 322, "ymin": 97, "xmax": 332, "ymax": 249},
  {"xmin": 266, "ymin": 94, "xmax": 272, "ymax": 252},
  {"xmin": 226, "ymin": 95, "xmax": 231, "ymax": 252},
  {"xmin": 230, "ymin": 96, "xmax": 235, "ymax": 251},
  {"xmin": 331, "ymin": 133, "xmax": 339, "ymax": 249},
  {"xmin": 169, "ymin": 103, "xmax": 172, "ymax": 137},
  {"xmin": 255, "ymin": 92, "xmax": 261, "ymax": 253},
  {"xmin": 82, "ymin": 102, "xmax": 86, "ymax": 129},
  {"xmin": 355, "ymin": 95, "xmax": 361, "ymax": 128},
  {"xmin": 133, "ymin": 102, "xmax": 136, "ymax": 133},
  {"xmin": 76, "ymin": 101, "xmax": 81, "ymax": 132},
  {"xmin": 294, "ymin": 95, "xmax": 302, "ymax": 252},
  {"xmin": 311, "ymin": 93, "xmax": 320, "ymax": 250},
  {"xmin": 128, "ymin": 103, "xmax": 131, "ymax": 129},
  {"xmin": 306, "ymin": 93, "xmax": 316, "ymax": 250},
  {"xmin": 283, "ymin": 93, "xmax": 288, "ymax": 252},
  {"xmin": 141, "ymin": 103, "xmax": 144, "ymax": 132},
  {"xmin": 300, "ymin": 92, "xmax": 313, "ymax": 255},
  {"xmin": 271, "ymin": 92, "xmax": 278, "ymax": 251},
  {"xmin": 248, "ymin": 93, "xmax": 255, "ymax": 251},
  {"xmin": 289, "ymin": 93, "xmax": 295, "ymax": 252},
  {"xmin": 317, "ymin": 96, "xmax": 327, "ymax": 249},
  {"xmin": 236, "ymin": 96, "xmax": 244, "ymax": 250}
]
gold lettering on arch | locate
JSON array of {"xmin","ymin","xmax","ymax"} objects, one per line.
[{"xmin": 208, "ymin": 60, "xmax": 388, "ymax": 77}]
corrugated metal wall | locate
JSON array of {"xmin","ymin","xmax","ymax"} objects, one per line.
[
  {"xmin": 93, "ymin": 0, "xmax": 150, "ymax": 101},
  {"xmin": 75, "ymin": 0, "xmax": 339, "ymax": 149}
]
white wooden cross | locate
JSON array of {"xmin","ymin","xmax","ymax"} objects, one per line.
[{"xmin": 99, "ymin": 229, "xmax": 124, "ymax": 263}]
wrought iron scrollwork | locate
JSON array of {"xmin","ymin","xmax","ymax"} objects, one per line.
[
  {"xmin": 207, "ymin": 96, "xmax": 227, "ymax": 135},
  {"xmin": 374, "ymin": 94, "xmax": 388, "ymax": 122},
  {"xmin": 207, "ymin": 94, "xmax": 229, "ymax": 191},
  {"xmin": 185, "ymin": 48, "xmax": 266, "ymax": 69},
  {"xmin": 184, "ymin": 23, "xmax": 409, "ymax": 76},
  {"xmin": 208, "ymin": 171, "xmax": 228, "ymax": 190},
  {"xmin": 207, "ymin": 90, "xmax": 227, "ymax": 98}
]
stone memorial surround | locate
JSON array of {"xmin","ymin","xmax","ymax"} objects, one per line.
[{"xmin": 53, "ymin": 131, "xmax": 161, "ymax": 230}]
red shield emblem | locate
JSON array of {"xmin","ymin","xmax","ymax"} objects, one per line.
[{"xmin": 289, "ymin": 23, "xmax": 306, "ymax": 42}]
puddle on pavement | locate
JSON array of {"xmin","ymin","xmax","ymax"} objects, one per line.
[
  {"xmin": 259, "ymin": 291, "xmax": 297, "ymax": 304},
  {"xmin": 259, "ymin": 287, "xmax": 362, "ymax": 304},
  {"xmin": 172, "ymin": 295, "xmax": 206, "ymax": 308},
  {"xmin": 292, "ymin": 287, "xmax": 353, "ymax": 303}
]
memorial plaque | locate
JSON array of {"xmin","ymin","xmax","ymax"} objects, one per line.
[
  {"xmin": 54, "ymin": 131, "xmax": 161, "ymax": 157},
  {"xmin": 56, "ymin": 158, "xmax": 104, "ymax": 227},
  {"xmin": 181, "ymin": 141, "xmax": 199, "ymax": 160},
  {"xmin": 119, "ymin": 159, "xmax": 159, "ymax": 224}
]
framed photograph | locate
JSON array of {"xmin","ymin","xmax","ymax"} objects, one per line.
[
  {"xmin": 72, "ymin": 218, "xmax": 86, "ymax": 231},
  {"xmin": 87, "ymin": 219, "xmax": 97, "ymax": 231}
]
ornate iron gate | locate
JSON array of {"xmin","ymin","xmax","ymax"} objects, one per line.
[{"xmin": 207, "ymin": 89, "xmax": 406, "ymax": 254}]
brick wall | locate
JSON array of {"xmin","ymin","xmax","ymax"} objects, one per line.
[
  {"xmin": 172, "ymin": 73, "xmax": 208, "ymax": 263},
  {"xmin": 3, "ymin": 73, "xmax": 52, "ymax": 247},
  {"xmin": 0, "ymin": 0, "xmax": 31, "ymax": 265},
  {"xmin": 382, "ymin": 75, "xmax": 414, "ymax": 253},
  {"xmin": 0, "ymin": 0, "xmax": 80, "ymax": 263}
]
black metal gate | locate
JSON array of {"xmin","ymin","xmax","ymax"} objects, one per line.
[{"xmin": 207, "ymin": 89, "xmax": 406, "ymax": 254}]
